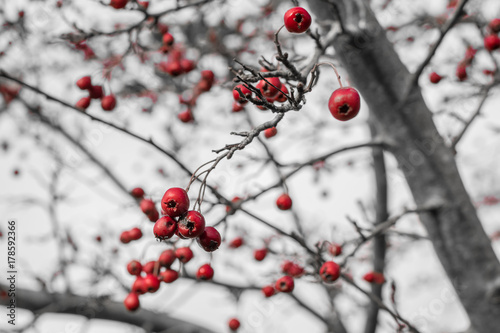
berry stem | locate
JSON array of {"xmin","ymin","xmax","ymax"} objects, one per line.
[{"xmin": 310, "ymin": 62, "xmax": 343, "ymax": 88}]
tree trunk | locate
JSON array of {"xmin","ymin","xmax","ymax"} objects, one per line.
[{"xmin": 310, "ymin": 2, "xmax": 500, "ymax": 332}]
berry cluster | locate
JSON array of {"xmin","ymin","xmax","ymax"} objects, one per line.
[{"xmin": 74, "ymin": 75, "xmax": 116, "ymax": 112}]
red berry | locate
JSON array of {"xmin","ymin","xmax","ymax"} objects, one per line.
[
  {"xmin": 201, "ymin": 70, "xmax": 215, "ymax": 84},
  {"xmin": 256, "ymin": 78, "xmax": 282, "ymax": 98},
  {"xmin": 232, "ymin": 102, "xmax": 244, "ymax": 112},
  {"xmin": 429, "ymin": 72, "xmax": 443, "ymax": 84},
  {"xmin": 159, "ymin": 269, "xmax": 179, "ymax": 283},
  {"xmin": 197, "ymin": 79, "xmax": 213, "ymax": 93},
  {"xmin": 328, "ymin": 243, "xmax": 342, "ymax": 256},
  {"xmin": 95, "ymin": 235, "xmax": 102, "ymax": 242},
  {"xmin": 228, "ymin": 318, "xmax": 241, "ymax": 331},
  {"xmin": 196, "ymin": 264, "xmax": 214, "ymax": 280},
  {"xmin": 276, "ymin": 193, "xmax": 292, "ymax": 210},
  {"xmin": 76, "ymin": 76, "xmax": 92, "ymax": 90},
  {"xmin": 131, "ymin": 187, "xmax": 145, "ymax": 198},
  {"xmin": 124, "ymin": 292, "xmax": 140, "ymax": 311},
  {"xmin": 456, "ymin": 65, "xmax": 467, "ymax": 81},
  {"xmin": 161, "ymin": 188, "xmax": 190, "ymax": 217},
  {"xmin": 180, "ymin": 59, "xmax": 195, "ymax": 73},
  {"xmin": 178, "ymin": 109, "xmax": 194, "ymax": 123},
  {"xmin": 281, "ymin": 261, "xmax": 305, "ymax": 277},
  {"xmin": 261, "ymin": 285, "xmax": 275, "ymax": 297},
  {"xmin": 144, "ymin": 273, "xmax": 160, "ymax": 293},
  {"xmin": 363, "ymin": 271, "xmax": 385, "ymax": 284},
  {"xmin": 275, "ymin": 276, "xmax": 294, "ymax": 293},
  {"xmin": 166, "ymin": 61, "xmax": 184, "ymax": 76},
  {"xmin": 159, "ymin": 249, "xmax": 176, "ymax": 267},
  {"xmin": 232, "ymin": 84, "xmax": 252, "ymax": 104},
  {"xmin": 275, "ymin": 84, "xmax": 289, "ymax": 103},
  {"xmin": 88, "ymin": 85, "xmax": 103, "ymax": 99},
  {"xmin": 254, "ymin": 248, "xmax": 267, "ymax": 261},
  {"xmin": 228, "ymin": 237, "xmax": 244, "ymax": 249},
  {"xmin": 162, "ymin": 33, "xmax": 174, "ymax": 46},
  {"xmin": 153, "ymin": 216, "xmax": 177, "ymax": 240},
  {"xmin": 137, "ymin": 1, "xmax": 149, "ymax": 9},
  {"xmin": 129, "ymin": 227, "xmax": 143, "ymax": 240},
  {"xmin": 488, "ymin": 18, "xmax": 500, "ymax": 33},
  {"xmin": 197, "ymin": 226, "xmax": 221, "ymax": 252},
  {"xmin": 132, "ymin": 276, "xmax": 147, "ymax": 294},
  {"xmin": 18, "ymin": 11, "xmax": 25, "ymax": 18},
  {"xmin": 75, "ymin": 97, "xmax": 91, "ymax": 110},
  {"xmin": 328, "ymin": 87, "xmax": 361, "ymax": 121},
  {"xmin": 120, "ymin": 231, "xmax": 131, "ymax": 244},
  {"xmin": 175, "ymin": 247, "xmax": 194, "ymax": 263},
  {"xmin": 101, "ymin": 95, "xmax": 117, "ymax": 111},
  {"xmin": 484, "ymin": 34, "xmax": 500, "ymax": 52},
  {"xmin": 178, "ymin": 211, "xmax": 205, "ymax": 238},
  {"xmin": 127, "ymin": 260, "xmax": 142, "ymax": 276},
  {"xmin": 264, "ymin": 127, "xmax": 277, "ymax": 139},
  {"xmin": 140, "ymin": 198, "xmax": 156, "ymax": 215},
  {"xmin": 284, "ymin": 7, "xmax": 312, "ymax": 33},
  {"xmin": 142, "ymin": 261, "xmax": 157, "ymax": 274},
  {"xmin": 110, "ymin": 0, "xmax": 128, "ymax": 9},
  {"xmin": 147, "ymin": 210, "xmax": 159, "ymax": 222},
  {"xmin": 319, "ymin": 261, "xmax": 340, "ymax": 283}
]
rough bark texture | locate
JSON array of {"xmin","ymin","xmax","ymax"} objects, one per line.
[
  {"xmin": 0, "ymin": 284, "xmax": 215, "ymax": 333},
  {"xmin": 310, "ymin": 2, "xmax": 500, "ymax": 332}
]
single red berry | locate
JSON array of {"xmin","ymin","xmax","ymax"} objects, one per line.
[
  {"xmin": 276, "ymin": 193, "xmax": 292, "ymax": 210},
  {"xmin": 165, "ymin": 61, "xmax": 183, "ymax": 76},
  {"xmin": 178, "ymin": 109, "xmax": 194, "ymax": 123},
  {"xmin": 197, "ymin": 226, "xmax": 221, "ymax": 252},
  {"xmin": 161, "ymin": 187, "xmax": 190, "ymax": 217},
  {"xmin": 180, "ymin": 59, "xmax": 195, "ymax": 73},
  {"xmin": 232, "ymin": 84, "xmax": 252, "ymax": 104},
  {"xmin": 95, "ymin": 235, "xmax": 102, "ymax": 242},
  {"xmin": 328, "ymin": 243, "xmax": 342, "ymax": 256},
  {"xmin": 284, "ymin": 7, "xmax": 312, "ymax": 33},
  {"xmin": 201, "ymin": 70, "xmax": 215, "ymax": 84},
  {"xmin": 144, "ymin": 273, "xmax": 160, "ymax": 293},
  {"xmin": 178, "ymin": 211, "xmax": 206, "ymax": 238},
  {"xmin": 232, "ymin": 102, "xmax": 244, "ymax": 112},
  {"xmin": 175, "ymin": 247, "xmax": 194, "ymax": 263},
  {"xmin": 88, "ymin": 85, "xmax": 103, "ymax": 99},
  {"xmin": 228, "ymin": 237, "xmax": 244, "ymax": 249},
  {"xmin": 281, "ymin": 261, "xmax": 305, "ymax": 277},
  {"xmin": 127, "ymin": 260, "xmax": 142, "ymax": 276},
  {"xmin": 120, "ymin": 231, "xmax": 131, "ymax": 244},
  {"xmin": 226, "ymin": 196, "xmax": 242, "ymax": 213},
  {"xmin": 101, "ymin": 94, "xmax": 117, "ymax": 111},
  {"xmin": 429, "ymin": 72, "xmax": 443, "ymax": 84},
  {"xmin": 18, "ymin": 11, "xmax": 25, "ymax": 18},
  {"xmin": 363, "ymin": 271, "xmax": 385, "ymax": 284},
  {"xmin": 140, "ymin": 198, "xmax": 156, "ymax": 215},
  {"xmin": 196, "ymin": 264, "xmax": 214, "ymax": 280},
  {"xmin": 76, "ymin": 76, "xmax": 92, "ymax": 90},
  {"xmin": 157, "ymin": 23, "xmax": 169, "ymax": 34},
  {"xmin": 124, "ymin": 292, "xmax": 140, "ymax": 311},
  {"xmin": 162, "ymin": 33, "xmax": 174, "ymax": 46},
  {"xmin": 228, "ymin": 318, "xmax": 241, "ymax": 331},
  {"xmin": 484, "ymin": 34, "xmax": 500, "ymax": 52},
  {"xmin": 159, "ymin": 249, "xmax": 176, "ymax": 267},
  {"xmin": 132, "ymin": 276, "xmax": 147, "ymax": 294},
  {"xmin": 75, "ymin": 97, "xmax": 91, "ymax": 110},
  {"xmin": 153, "ymin": 216, "xmax": 177, "ymax": 240},
  {"xmin": 275, "ymin": 84, "xmax": 289, "ymax": 103},
  {"xmin": 456, "ymin": 65, "xmax": 467, "ymax": 81},
  {"xmin": 264, "ymin": 127, "xmax": 277, "ymax": 139},
  {"xmin": 275, "ymin": 276, "xmax": 294, "ymax": 293},
  {"xmin": 254, "ymin": 248, "xmax": 268, "ymax": 261},
  {"xmin": 328, "ymin": 87, "xmax": 361, "ymax": 121},
  {"xmin": 319, "ymin": 261, "xmax": 340, "ymax": 283},
  {"xmin": 196, "ymin": 78, "xmax": 213, "ymax": 93},
  {"xmin": 110, "ymin": 0, "xmax": 128, "ymax": 9},
  {"xmin": 147, "ymin": 209, "xmax": 159, "ymax": 222},
  {"xmin": 261, "ymin": 285, "xmax": 275, "ymax": 297},
  {"xmin": 256, "ymin": 78, "xmax": 282, "ymax": 98},
  {"xmin": 129, "ymin": 227, "xmax": 143, "ymax": 240},
  {"xmin": 131, "ymin": 187, "xmax": 145, "ymax": 198},
  {"xmin": 159, "ymin": 269, "xmax": 179, "ymax": 283},
  {"xmin": 488, "ymin": 18, "xmax": 500, "ymax": 33},
  {"xmin": 142, "ymin": 261, "xmax": 157, "ymax": 274}
]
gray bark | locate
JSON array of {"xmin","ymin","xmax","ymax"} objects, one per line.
[{"xmin": 310, "ymin": 2, "xmax": 500, "ymax": 332}]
